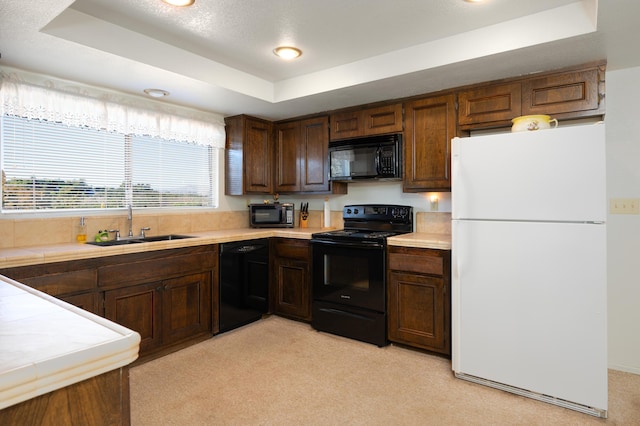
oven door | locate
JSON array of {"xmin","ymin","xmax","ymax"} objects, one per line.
[{"xmin": 311, "ymin": 239, "xmax": 385, "ymax": 312}]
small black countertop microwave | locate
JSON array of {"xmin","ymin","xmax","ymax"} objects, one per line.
[
  {"xmin": 249, "ymin": 203, "xmax": 295, "ymax": 228},
  {"xmin": 329, "ymin": 134, "xmax": 402, "ymax": 181}
]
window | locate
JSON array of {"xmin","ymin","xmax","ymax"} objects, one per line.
[{"xmin": 1, "ymin": 115, "xmax": 219, "ymax": 212}]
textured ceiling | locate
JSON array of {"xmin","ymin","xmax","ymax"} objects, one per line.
[{"xmin": 1, "ymin": 0, "xmax": 639, "ymax": 120}]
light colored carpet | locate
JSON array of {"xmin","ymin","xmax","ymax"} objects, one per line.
[{"xmin": 130, "ymin": 316, "xmax": 639, "ymax": 425}]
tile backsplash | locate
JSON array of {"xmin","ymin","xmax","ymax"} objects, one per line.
[
  {"xmin": 0, "ymin": 210, "xmax": 450, "ymax": 249},
  {"xmin": 415, "ymin": 212, "xmax": 451, "ymax": 234},
  {"xmin": 0, "ymin": 210, "xmax": 250, "ymax": 249}
]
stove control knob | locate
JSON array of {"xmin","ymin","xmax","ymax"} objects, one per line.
[
  {"xmin": 346, "ymin": 208, "xmax": 352, "ymax": 214},
  {"xmin": 353, "ymin": 208, "xmax": 359, "ymax": 214}
]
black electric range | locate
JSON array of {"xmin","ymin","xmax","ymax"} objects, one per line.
[{"xmin": 310, "ymin": 204, "xmax": 413, "ymax": 346}]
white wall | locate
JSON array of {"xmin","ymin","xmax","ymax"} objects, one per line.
[{"xmin": 604, "ymin": 67, "xmax": 640, "ymax": 374}]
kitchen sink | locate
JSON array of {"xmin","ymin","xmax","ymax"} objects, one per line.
[
  {"xmin": 86, "ymin": 234, "xmax": 194, "ymax": 246},
  {"xmin": 86, "ymin": 239, "xmax": 144, "ymax": 246},
  {"xmin": 137, "ymin": 234, "xmax": 194, "ymax": 242}
]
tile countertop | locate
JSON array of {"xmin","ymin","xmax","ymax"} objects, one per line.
[
  {"xmin": 0, "ymin": 228, "xmax": 449, "ymax": 410},
  {"xmin": 0, "ymin": 228, "xmax": 451, "ymax": 269},
  {"xmin": 387, "ymin": 232, "xmax": 452, "ymax": 250},
  {"xmin": 0, "ymin": 275, "xmax": 141, "ymax": 410}
]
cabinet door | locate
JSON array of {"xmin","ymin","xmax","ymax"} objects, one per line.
[
  {"xmin": 273, "ymin": 257, "xmax": 311, "ymax": 321},
  {"xmin": 363, "ymin": 103, "xmax": 403, "ymax": 135},
  {"xmin": 388, "ymin": 271, "xmax": 448, "ymax": 354},
  {"xmin": 300, "ymin": 116, "xmax": 330, "ymax": 192},
  {"xmin": 61, "ymin": 292, "xmax": 101, "ymax": 316},
  {"xmin": 330, "ymin": 104, "xmax": 403, "ymax": 140},
  {"xmin": 522, "ymin": 68, "xmax": 603, "ymax": 117},
  {"xmin": 275, "ymin": 121, "xmax": 301, "ymax": 192},
  {"xmin": 330, "ymin": 110, "xmax": 362, "ymax": 140},
  {"xmin": 244, "ymin": 117, "xmax": 273, "ymax": 194},
  {"xmin": 105, "ymin": 282, "xmax": 162, "ymax": 354},
  {"xmin": 458, "ymin": 82, "xmax": 522, "ymax": 127},
  {"xmin": 403, "ymin": 94, "xmax": 457, "ymax": 192},
  {"xmin": 162, "ymin": 272, "xmax": 212, "ymax": 344}
]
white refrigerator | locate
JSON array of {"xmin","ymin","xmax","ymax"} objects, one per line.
[{"xmin": 451, "ymin": 123, "xmax": 607, "ymax": 418}]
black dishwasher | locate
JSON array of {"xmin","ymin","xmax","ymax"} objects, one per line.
[{"xmin": 219, "ymin": 239, "xmax": 269, "ymax": 333}]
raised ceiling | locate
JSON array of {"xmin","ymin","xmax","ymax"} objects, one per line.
[{"xmin": 1, "ymin": 0, "xmax": 639, "ymax": 120}]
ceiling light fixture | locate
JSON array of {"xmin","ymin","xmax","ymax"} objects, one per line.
[
  {"xmin": 162, "ymin": 0, "xmax": 195, "ymax": 6},
  {"xmin": 273, "ymin": 46, "xmax": 302, "ymax": 60},
  {"xmin": 144, "ymin": 88, "xmax": 170, "ymax": 98},
  {"xmin": 464, "ymin": 0, "xmax": 484, "ymax": 3}
]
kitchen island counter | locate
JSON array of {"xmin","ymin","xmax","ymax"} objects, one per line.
[{"xmin": 0, "ymin": 275, "xmax": 140, "ymax": 413}]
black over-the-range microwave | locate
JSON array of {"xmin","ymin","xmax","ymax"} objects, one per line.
[{"xmin": 328, "ymin": 134, "xmax": 402, "ymax": 181}]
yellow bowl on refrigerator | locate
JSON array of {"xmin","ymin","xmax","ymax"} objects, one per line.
[{"xmin": 511, "ymin": 115, "xmax": 558, "ymax": 132}]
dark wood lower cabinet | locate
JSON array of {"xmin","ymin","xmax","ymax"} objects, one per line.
[
  {"xmin": 162, "ymin": 272, "xmax": 212, "ymax": 344},
  {"xmin": 104, "ymin": 272, "xmax": 211, "ymax": 355},
  {"xmin": 1, "ymin": 245, "xmax": 217, "ymax": 360},
  {"xmin": 100, "ymin": 246, "xmax": 216, "ymax": 358},
  {"xmin": 105, "ymin": 281, "xmax": 163, "ymax": 354},
  {"xmin": 270, "ymin": 238, "xmax": 312, "ymax": 321},
  {"xmin": 387, "ymin": 246, "xmax": 451, "ymax": 355}
]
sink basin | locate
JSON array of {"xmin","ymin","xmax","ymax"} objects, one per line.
[
  {"xmin": 86, "ymin": 234, "xmax": 194, "ymax": 246},
  {"xmin": 86, "ymin": 239, "xmax": 145, "ymax": 246},
  {"xmin": 139, "ymin": 234, "xmax": 194, "ymax": 242}
]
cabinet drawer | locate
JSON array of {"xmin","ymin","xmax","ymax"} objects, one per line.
[
  {"xmin": 272, "ymin": 239, "xmax": 309, "ymax": 260},
  {"xmin": 61, "ymin": 292, "xmax": 101, "ymax": 315},
  {"xmin": 388, "ymin": 248, "xmax": 444, "ymax": 276},
  {"xmin": 99, "ymin": 251, "xmax": 215, "ymax": 288},
  {"xmin": 18, "ymin": 269, "xmax": 97, "ymax": 296}
]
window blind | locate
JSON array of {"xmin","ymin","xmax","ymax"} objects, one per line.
[{"xmin": 1, "ymin": 115, "xmax": 218, "ymax": 212}]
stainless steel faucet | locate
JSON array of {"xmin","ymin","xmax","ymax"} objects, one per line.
[{"xmin": 127, "ymin": 204, "xmax": 133, "ymax": 237}]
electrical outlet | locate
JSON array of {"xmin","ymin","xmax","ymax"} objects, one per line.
[{"xmin": 610, "ymin": 198, "xmax": 640, "ymax": 214}]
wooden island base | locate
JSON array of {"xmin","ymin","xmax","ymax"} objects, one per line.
[{"xmin": 0, "ymin": 367, "xmax": 131, "ymax": 426}]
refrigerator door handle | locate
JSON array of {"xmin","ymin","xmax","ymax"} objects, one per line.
[{"xmin": 451, "ymin": 138, "xmax": 461, "ymax": 219}]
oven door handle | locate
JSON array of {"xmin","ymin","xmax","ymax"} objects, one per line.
[{"xmin": 310, "ymin": 239, "xmax": 384, "ymax": 249}]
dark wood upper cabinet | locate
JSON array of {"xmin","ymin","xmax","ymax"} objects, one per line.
[
  {"xmin": 522, "ymin": 67, "xmax": 604, "ymax": 117},
  {"xmin": 225, "ymin": 62, "xmax": 605, "ymax": 194},
  {"xmin": 225, "ymin": 115, "xmax": 273, "ymax": 195},
  {"xmin": 458, "ymin": 62, "xmax": 605, "ymax": 130},
  {"xmin": 330, "ymin": 103, "xmax": 403, "ymax": 141},
  {"xmin": 275, "ymin": 116, "xmax": 346, "ymax": 194},
  {"xmin": 458, "ymin": 82, "xmax": 522, "ymax": 127},
  {"xmin": 403, "ymin": 94, "xmax": 457, "ymax": 192},
  {"xmin": 275, "ymin": 120, "xmax": 301, "ymax": 192},
  {"xmin": 300, "ymin": 116, "xmax": 332, "ymax": 192}
]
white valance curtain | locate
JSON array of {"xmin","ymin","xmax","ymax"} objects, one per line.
[{"xmin": 0, "ymin": 72, "xmax": 225, "ymax": 148}]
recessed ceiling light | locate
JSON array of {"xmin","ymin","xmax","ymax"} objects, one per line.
[
  {"xmin": 162, "ymin": 0, "xmax": 195, "ymax": 6},
  {"xmin": 464, "ymin": 0, "xmax": 484, "ymax": 3},
  {"xmin": 144, "ymin": 88, "xmax": 170, "ymax": 98},
  {"xmin": 273, "ymin": 46, "xmax": 302, "ymax": 60}
]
